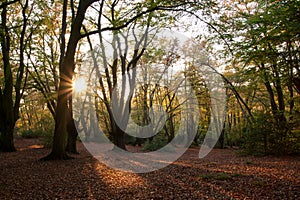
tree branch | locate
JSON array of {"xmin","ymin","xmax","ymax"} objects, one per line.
[
  {"xmin": 80, "ymin": 3, "xmax": 191, "ymax": 39},
  {"xmin": 0, "ymin": 0, "xmax": 19, "ymax": 9}
]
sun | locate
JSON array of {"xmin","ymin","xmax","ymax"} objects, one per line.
[{"xmin": 73, "ymin": 77, "xmax": 87, "ymax": 93}]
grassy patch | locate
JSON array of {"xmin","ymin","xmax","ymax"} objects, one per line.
[
  {"xmin": 199, "ymin": 172, "xmax": 232, "ymax": 181},
  {"xmin": 252, "ymin": 180, "xmax": 267, "ymax": 187},
  {"xmin": 20, "ymin": 130, "xmax": 41, "ymax": 138},
  {"xmin": 232, "ymin": 173, "xmax": 243, "ymax": 177}
]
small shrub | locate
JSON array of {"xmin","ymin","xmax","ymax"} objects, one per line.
[
  {"xmin": 232, "ymin": 173, "xmax": 243, "ymax": 177},
  {"xmin": 20, "ymin": 130, "xmax": 41, "ymax": 138},
  {"xmin": 143, "ymin": 134, "xmax": 172, "ymax": 152},
  {"xmin": 40, "ymin": 130, "xmax": 53, "ymax": 148}
]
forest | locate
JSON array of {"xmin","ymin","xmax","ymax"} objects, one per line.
[{"xmin": 0, "ymin": 0, "xmax": 300, "ymax": 199}]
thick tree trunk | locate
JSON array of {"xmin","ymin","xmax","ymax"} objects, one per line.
[
  {"xmin": 112, "ymin": 125, "xmax": 126, "ymax": 150},
  {"xmin": 0, "ymin": 86, "xmax": 16, "ymax": 152},
  {"xmin": 41, "ymin": 84, "xmax": 70, "ymax": 160},
  {"xmin": 41, "ymin": 0, "xmax": 97, "ymax": 160},
  {"xmin": 0, "ymin": 126, "xmax": 16, "ymax": 152},
  {"xmin": 0, "ymin": 4, "xmax": 16, "ymax": 152}
]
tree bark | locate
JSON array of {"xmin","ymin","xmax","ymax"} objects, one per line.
[
  {"xmin": 66, "ymin": 116, "xmax": 79, "ymax": 154},
  {"xmin": 66, "ymin": 95, "xmax": 78, "ymax": 154},
  {"xmin": 0, "ymin": 121, "xmax": 16, "ymax": 152},
  {"xmin": 112, "ymin": 124, "xmax": 126, "ymax": 150},
  {"xmin": 293, "ymin": 77, "xmax": 300, "ymax": 94},
  {"xmin": 0, "ymin": 3, "xmax": 16, "ymax": 152},
  {"xmin": 42, "ymin": 0, "xmax": 97, "ymax": 160}
]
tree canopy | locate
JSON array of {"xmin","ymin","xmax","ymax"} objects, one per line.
[{"xmin": 0, "ymin": 0, "xmax": 299, "ymax": 157}]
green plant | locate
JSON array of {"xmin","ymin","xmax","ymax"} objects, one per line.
[
  {"xmin": 241, "ymin": 112, "xmax": 275, "ymax": 155},
  {"xmin": 232, "ymin": 173, "xmax": 243, "ymax": 177},
  {"xmin": 40, "ymin": 130, "xmax": 54, "ymax": 148},
  {"xmin": 199, "ymin": 172, "xmax": 232, "ymax": 181},
  {"xmin": 143, "ymin": 134, "xmax": 174, "ymax": 152},
  {"xmin": 20, "ymin": 129, "xmax": 41, "ymax": 138}
]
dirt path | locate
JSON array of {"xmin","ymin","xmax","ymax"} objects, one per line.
[{"xmin": 0, "ymin": 138, "xmax": 299, "ymax": 199}]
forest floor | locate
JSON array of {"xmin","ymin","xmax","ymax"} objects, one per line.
[{"xmin": 0, "ymin": 138, "xmax": 300, "ymax": 200}]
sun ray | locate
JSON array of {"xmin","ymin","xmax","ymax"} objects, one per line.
[{"xmin": 73, "ymin": 77, "xmax": 87, "ymax": 93}]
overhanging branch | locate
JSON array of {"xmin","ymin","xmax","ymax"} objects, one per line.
[{"xmin": 80, "ymin": 3, "xmax": 195, "ymax": 39}]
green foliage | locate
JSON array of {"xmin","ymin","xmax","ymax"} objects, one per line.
[
  {"xmin": 40, "ymin": 129, "xmax": 54, "ymax": 148},
  {"xmin": 143, "ymin": 133, "xmax": 175, "ymax": 152},
  {"xmin": 206, "ymin": 0, "xmax": 300, "ymax": 156},
  {"xmin": 143, "ymin": 134, "xmax": 168, "ymax": 151},
  {"xmin": 20, "ymin": 129, "xmax": 42, "ymax": 139},
  {"xmin": 125, "ymin": 135, "xmax": 139, "ymax": 146},
  {"xmin": 17, "ymin": 108, "xmax": 55, "ymax": 148},
  {"xmin": 18, "ymin": 124, "xmax": 54, "ymax": 148},
  {"xmin": 240, "ymin": 112, "xmax": 300, "ymax": 155},
  {"xmin": 241, "ymin": 112, "xmax": 274, "ymax": 156}
]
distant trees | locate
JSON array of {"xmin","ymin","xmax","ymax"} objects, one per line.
[
  {"xmin": 85, "ymin": 8, "xmax": 183, "ymax": 150},
  {"xmin": 84, "ymin": 29, "xmax": 212, "ymax": 151},
  {"xmin": 207, "ymin": 0, "xmax": 300, "ymax": 154},
  {"xmin": 44, "ymin": 0, "xmax": 205, "ymax": 158}
]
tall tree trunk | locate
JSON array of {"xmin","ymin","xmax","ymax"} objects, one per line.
[
  {"xmin": 42, "ymin": 0, "xmax": 97, "ymax": 160},
  {"xmin": 47, "ymin": 87, "xmax": 69, "ymax": 159},
  {"xmin": 0, "ymin": 3, "xmax": 16, "ymax": 152}
]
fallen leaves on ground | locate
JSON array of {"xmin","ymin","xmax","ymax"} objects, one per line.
[{"xmin": 0, "ymin": 138, "xmax": 299, "ymax": 199}]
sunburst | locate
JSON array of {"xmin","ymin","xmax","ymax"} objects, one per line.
[{"xmin": 73, "ymin": 77, "xmax": 87, "ymax": 93}]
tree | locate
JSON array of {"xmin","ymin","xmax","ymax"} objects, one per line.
[
  {"xmin": 0, "ymin": 0, "xmax": 37, "ymax": 152},
  {"xmin": 42, "ymin": 0, "xmax": 98, "ymax": 159},
  {"xmin": 43, "ymin": 0, "xmax": 203, "ymax": 159},
  {"xmin": 206, "ymin": 0, "xmax": 300, "ymax": 154}
]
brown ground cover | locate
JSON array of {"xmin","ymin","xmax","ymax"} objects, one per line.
[{"xmin": 0, "ymin": 138, "xmax": 299, "ymax": 199}]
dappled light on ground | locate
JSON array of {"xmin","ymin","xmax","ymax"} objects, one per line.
[{"xmin": 0, "ymin": 139, "xmax": 299, "ymax": 199}]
